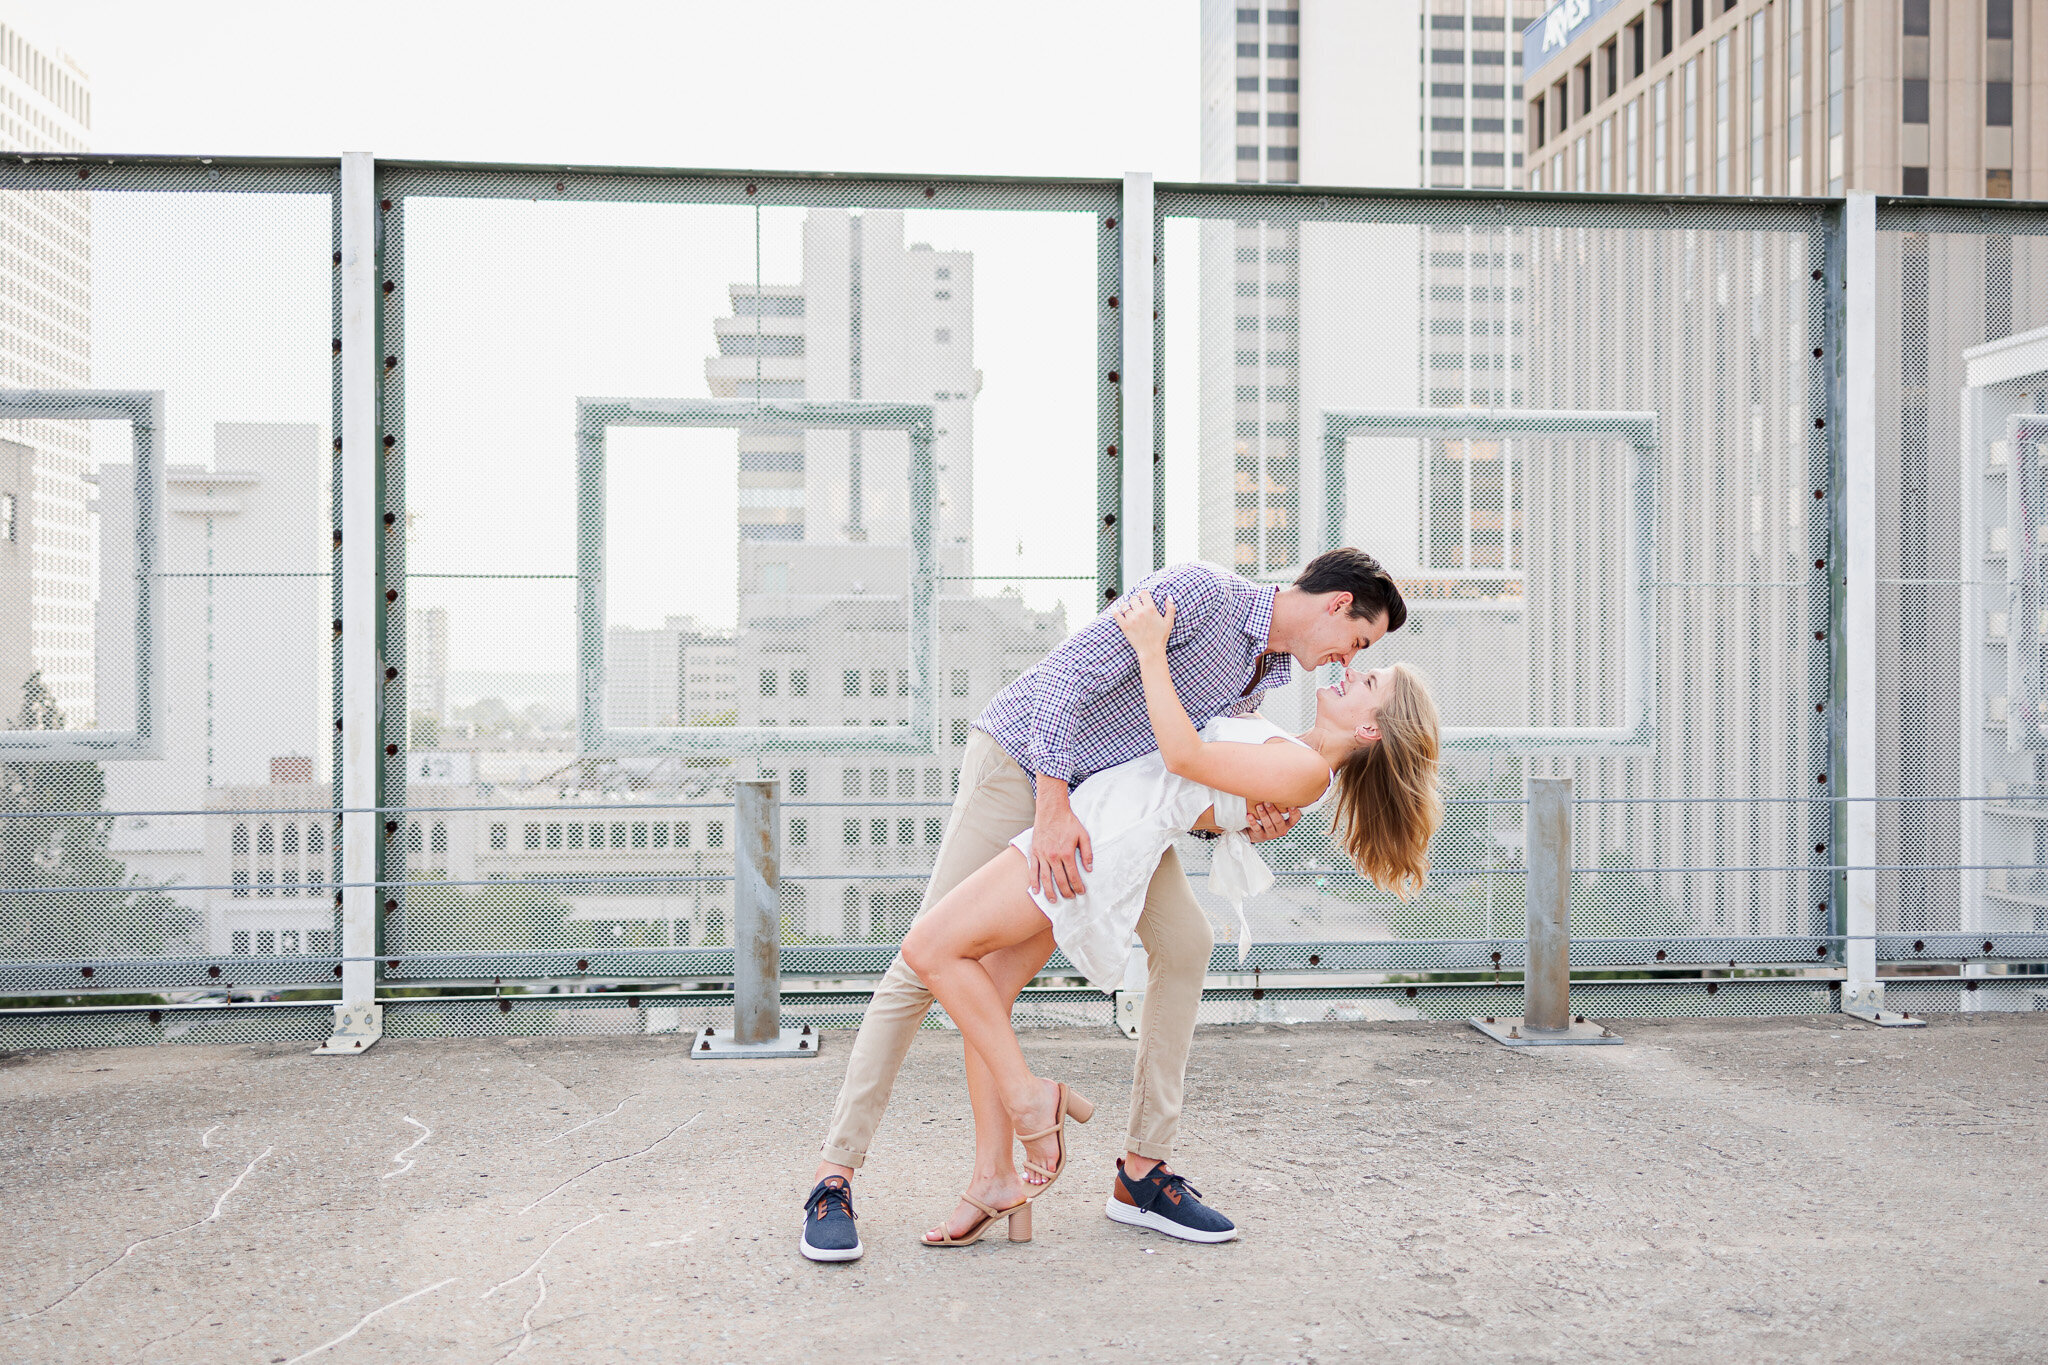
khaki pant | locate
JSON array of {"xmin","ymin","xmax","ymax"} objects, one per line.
[{"xmin": 820, "ymin": 729, "xmax": 1213, "ymax": 1168}]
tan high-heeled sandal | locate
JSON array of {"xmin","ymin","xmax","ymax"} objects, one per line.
[
  {"xmin": 1018, "ymin": 1081, "xmax": 1094, "ymax": 1200},
  {"xmin": 919, "ymin": 1192, "xmax": 1033, "ymax": 1247}
]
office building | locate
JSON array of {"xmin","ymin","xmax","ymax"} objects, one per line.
[
  {"xmin": 605, "ymin": 615, "xmax": 738, "ymax": 728},
  {"xmin": 1523, "ymin": 0, "xmax": 2036, "ymax": 199},
  {"xmin": 1198, "ymin": 1, "xmax": 1547, "ymax": 589},
  {"xmin": 95, "ymin": 424, "xmax": 329, "ymax": 922},
  {"xmin": 0, "ymin": 16, "xmax": 92, "ymax": 726},
  {"xmin": 704, "ymin": 209, "xmax": 978, "ymax": 556}
]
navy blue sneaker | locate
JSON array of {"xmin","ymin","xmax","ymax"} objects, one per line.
[
  {"xmin": 800, "ymin": 1176, "xmax": 863, "ymax": 1262},
  {"xmin": 1104, "ymin": 1159, "xmax": 1238, "ymax": 1243}
]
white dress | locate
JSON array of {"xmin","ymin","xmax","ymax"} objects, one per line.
[{"xmin": 1013, "ymin": 716, "xmax": 1334, "ymax": 991}]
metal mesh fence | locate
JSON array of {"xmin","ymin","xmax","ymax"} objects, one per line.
[
  {"xmin": 2, "ymin": 160, "xmax": 2042, "ymax": 1044},
  {"xmin": 1162, "ymin": 187, "xmax": 1835, "ymax": 959},
  {"xmin": 0, "ymin": 163, "xmax": 339, "ymax": 1001}
]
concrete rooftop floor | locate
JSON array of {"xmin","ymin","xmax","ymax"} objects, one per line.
[{"xmin": 2, "ymin": 1014, "xmax": 2045, "ymax": 1364}]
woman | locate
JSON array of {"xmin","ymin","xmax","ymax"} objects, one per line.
[{"xmin": 900, "ymin": 589, "xmax": 1443, "ymax": 1246}]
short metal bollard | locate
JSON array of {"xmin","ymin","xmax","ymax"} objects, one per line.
[
  {"xmin": 692, "ymin": 780, "xmax": 820, "ymax": 1060},
  {"xmin": 1472, "ymin": 776, "xmax": 1622, "ymax": 1048}
]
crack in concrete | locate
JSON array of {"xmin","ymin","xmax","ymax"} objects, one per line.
[{"xmin": 10, "ymin": 1144, "xmax": 271, "ymax": 1322}]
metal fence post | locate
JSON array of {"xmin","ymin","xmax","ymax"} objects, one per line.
[
  {"xmin": 316, "ymin": 151, "xmax": 383, "ymax": 1056},
  {"xmin": 1472, "ymin": 776, "xmax": 1619, "ymax": 1047},
  {"xmin": 693, "ymin": 781, "xmax": 818, "ymax": 1058},
  {"xmin": 1121, "ymin": 171, "xmax": 1156, "ymax": 586},
  {"xmin": 1839, "ymin": 192, "xmax": 1922, "ymax": 1028}
]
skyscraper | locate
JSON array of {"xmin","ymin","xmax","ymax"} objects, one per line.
[
  {"xmin": 1197, "ymin": 1, "xmax": 1547, "ymax": 584},
  {"xmin": 0, "ymin": 16, "xmax": 92, "ymax": 726},
  {"xmin": 1523, "ymin": 0, "xmax": 2035, "ymax": 199}
]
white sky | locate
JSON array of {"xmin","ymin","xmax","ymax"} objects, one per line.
[{"xmin": 36, "ymin": 0, "xmax": 1211, "ymax": 676}]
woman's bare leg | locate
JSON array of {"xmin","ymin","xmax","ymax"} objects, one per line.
[
  {"xmin": 900, "ymin": 849, "xmax": 1070, "ymax": 1193},
  {"xmin": 928, "ymin": 928, "xmax": 1055, "ymax": 1242}
]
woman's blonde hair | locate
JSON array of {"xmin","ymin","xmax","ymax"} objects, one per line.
[{"xmin": 1330, "ymin": 662, "xmax": 1442, "ymax": 901}]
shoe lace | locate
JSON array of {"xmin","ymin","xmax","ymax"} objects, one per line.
[
  {"xmin": 809, "ymin": 1180, "xmax": 855, "ymax": 1221},
  {"xmin": 1151, "ymin": 1170, "xmax": 1203, "ymax": 1205}
]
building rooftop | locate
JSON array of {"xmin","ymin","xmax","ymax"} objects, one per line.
[{"xmin": 2, "ymin": 1015, "xmax": 2042, "ymax": 1361}]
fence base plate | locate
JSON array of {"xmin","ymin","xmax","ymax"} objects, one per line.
[
  {"xmin": 1114, "ymin": 990, "xmax": 1143, "ymax": 1041},
  {"xmin": 1841, "ymin": 1006, "xmax": 1927, "ymax": 1028},
  {"xmin": 1470, "ymin": 1017, "xmax": 1622, "ymax": 1047},
  {"xmin": 313, "ymin": 1004, "xmax": 383, "ymax": 1055},
  {"xmin": 689, "ymin": 1026, "xmax": 821, "ymax": 1059}
]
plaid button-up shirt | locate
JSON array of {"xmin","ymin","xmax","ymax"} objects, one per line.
[{"xmin": 976, "ymin": 561, "xmax": 1292, "ymax": 789}]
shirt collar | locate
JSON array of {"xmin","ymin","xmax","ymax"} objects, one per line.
[{"xmin": 1240, "ymin": 582, "xmax": 1278, "ymax": 650}]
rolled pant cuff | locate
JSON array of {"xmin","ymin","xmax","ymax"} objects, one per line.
[
  {"xmin": 1125, "ymin": 1136, "xmax": 1174, "ymax": 1162},
  {"xmin": 819, "ymin": 1143, "xmax": 867, "ymax": 1170}
]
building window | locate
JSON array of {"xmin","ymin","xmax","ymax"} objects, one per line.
[
  {"xmin": 1714, "ymin": 34, "xmax": 1731, "ymax": 194},
  {"xmin": 1750, "ymin": 12, "xmax": 1768, "ymax": 193},
  {"xmin": 1578, "ymin": 59, "xmax": 1593, "ymax": 117},
  {"xmin": 790, "ymin": 669, "xmax": 808, "ymax": 698},
  {"xmin": 843, "ymin": 669, "xmax": 860, "ymax": 697},
  {"xmin": 632, "ymin": 822, "xmax": 648, "ymax": 849},
  {"xmin": 708, "ymin": 821, "xmax": 725, "ymax": 849},
  {"xmin": 924, "ymin": 818, "xmax": 944, "ymax": 847},
  {"xmin": 842, "ymin": 768, "xmax": 861, "ymax": 797},
  {"xmin": 870, "ymin": 767, "xmax": 888, "ymax": 798},
  {"xmin": 431, "ymin": 822, "xmax": 447, "ymax": 854},
  {"xmin": 1827, "ymin": 0, "xmax": 1845, "ymax": 192},
  {"xmin": 1533, "ymin": 93, "xmax": 1546, "ymax": 149},
  {"xmin": 1628, "ymin": 17, "xmax": 1646, "ymax": 80},
  {"xmin": 232, "ymin": 870, "xmax": 249, "ymax": 900},
  {"xmin": 1657, "ymin": 0, "xmax": 1674, "ymax": 57},
  {"xmin": 896, "ymin": 669, "xmax": 909, "ymax": 697},
  {"xmin": 1902, "ymin": 166, "xmax": 1929, "ymax": 195},
  {"xmin": 869, "ymin": 669, "xmax": 887, "ymax": 698},
  {"xmin": 759, "ymin": 669, "xmax": 777, "ymax": 697},
  {"xmin": 676, "ymin": 821, "xmax": 691, "ymax": 848},
  {"xmin": 844, "ymin": 818, "xmax": 860, "ymax": 847},
  {"xmin": 791, "ymin": 768, "xmax": 808, "ymax": 797},
  {"xmin": 895, "ymin": 768, "xmax": 914, "ymax": 799},
  {"xmin": 1986, "ymin": 83, "xmax": 2012, "ymax": 127},
  {"xmin": 897, "ymin": 818, "xmax": 914, "ymax": 846},
  {"xmin": 546, "ymin": 823, "xmax": 562, "ymax": 850},
  {"xmin": 232, "ymin": 822, "xmax": 249, "ymax": 855},
  {"xmin": 1625, "ymin": 97, "xmax": 1641, "ymax": 193},
  {"xmin": 524, "ymin": 823, "xmax": 540, "ymax": 850},
  {"xmin": 950, "ymin": 668, "xmax": 970, "ymax": 697},
  {"xmin": 790, "ymin": 818, "xmax": 809, "ymax": 848},
  {"xmin": 1654, "ymin": 77, "xmax": 1669, "ymax": 192},
  {"xmin": 489, "ymin": 822, "xmax": 507, "ymax": 850},
  {"xmin": 611, "ymin": 823, "xmax": 627, "ymax": 849},
  {"xmin": 653, "ymin": 822, "xmax": 669, "ymax": 849},
  {"xmin": 1787, "ymin": 0, "xmax": 1806, "ymax": 193},
  {"xmin": 567, "ymin": 823, "xmax": 584, "ymax": 850},
  {"xmin": 1688, "ymin": 0, "xmax": 1704, "ymax": 37},
  {"xmin": 257, "ymin": 870, "xmax": 273, "ymax": 899},
  {"xmin": 1987, "ymin": 169, "xmax": 2012, "ymax": 198},
  {"xmin": 1575, "ymin": 134, "xmax": 1588, "ymax": 191},
  {"xmin": 950, "ymin": 718, "xmax": 970, "ymax": 746},
  {"xmin": 232, "ymin": 930, "xmax": 249, "ymax": 954},
  {"xmin": 1602, "ymin": 39, "xmax": 1619, "ymax": 100},
  {"xmin": 258, "ymin": 823, "xmax": 274, "ymax": 856},
  {"xmin": 923, "ymin": 768, "xmax": 942, "ymax": 799},
  {"xmin": 1599, "ymin": 117, "xmax": 1613, "ymax": 191},
  {"xmin": 1553, "ymin": 79, "xmax": 1569, "ymax": 134},
  {"xmin": 1682, "ymin": 57, "xmax": 1699, "ymax": 194},
  {"xmin": 870, "ymin": 818, "xmax": 887, "ymax": 847}
]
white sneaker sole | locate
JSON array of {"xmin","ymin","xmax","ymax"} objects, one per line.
[
  {"xmin": 1103, "ymin": 1196, "xmax": 1239, "ymax": 1244},
  {"xmin": 800, "ymin": 1234, "xmax": 864, "ymax": 1263}
]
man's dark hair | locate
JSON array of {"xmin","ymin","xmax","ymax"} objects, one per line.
[{"xmin": 1294, "ymin": 548, "xmax": 1406, "ymax": 632}]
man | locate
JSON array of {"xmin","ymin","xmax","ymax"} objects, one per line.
[{"xmin": 800, "ymin": 548, "xmax": 1406, "ymax": 1261}]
